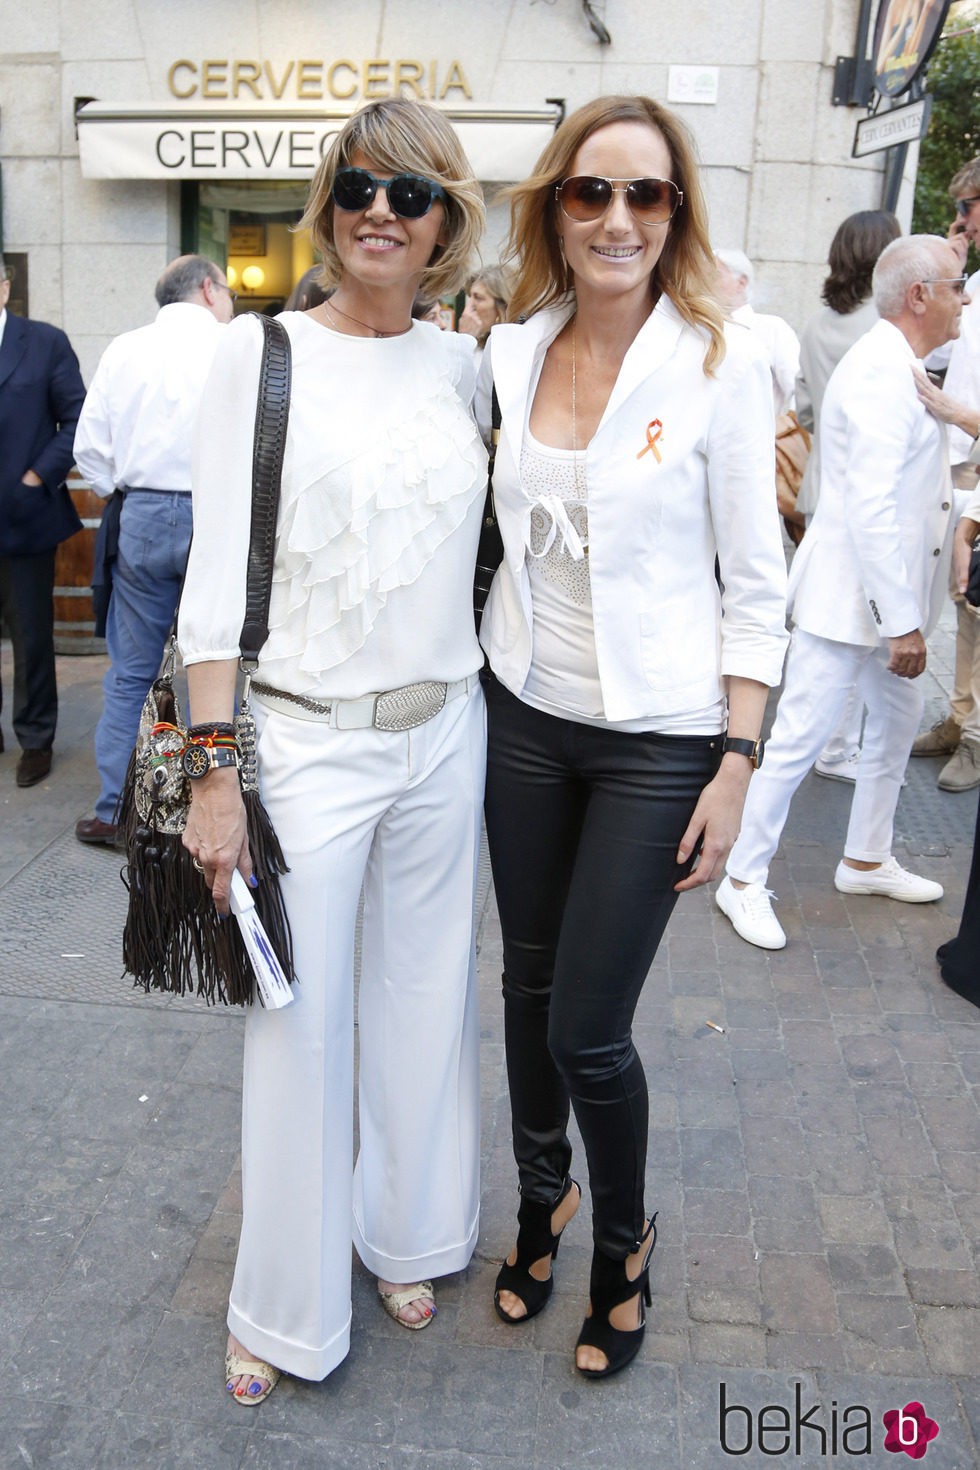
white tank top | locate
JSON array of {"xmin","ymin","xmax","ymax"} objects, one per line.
[{"xmin": 519, "ymin": 426, "xmax": 723, "ymax": 734}]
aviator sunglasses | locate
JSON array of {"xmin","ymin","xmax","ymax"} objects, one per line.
[
  {"xmin": 556, "ymin": 175, "xmax": 683, "ymax": 225},
  {"xmin": 332, "ymin": 166, "xmax": 448, "ymax": 220}
]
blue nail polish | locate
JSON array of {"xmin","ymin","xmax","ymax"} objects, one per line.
[
  {"xmin": 247, "ymin": 1381, "xmax": 263, "ymax": 1395},
  {"xmin": 247, "ymin": 874, "xmax": 259, "ymax": 889},
  {"xmin": 226, "ymin": 1380, "xmax": 236, "ymax": 1392}
]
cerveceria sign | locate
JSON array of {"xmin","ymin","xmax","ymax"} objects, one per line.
[{"xmin": 167, "ymin": 58, "xmax": 472, "ymax": 102}]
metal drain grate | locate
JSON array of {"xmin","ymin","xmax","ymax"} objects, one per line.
[
  {"xmin": 1, "ymin": 827, "xmax": 496, "ymax": 1008},
  {"xmin": 790, "ymin": 757, "xmax": 977, "ymax": 858}
]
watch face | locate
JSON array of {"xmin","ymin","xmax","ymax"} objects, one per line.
[{"xmin": 181, "ymin": 744, "xmax": 212, "ymax": 780}]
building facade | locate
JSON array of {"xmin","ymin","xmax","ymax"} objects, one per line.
[{"xmin": 1, "ymin": 0, "xmax": 910, "ymax": 378}]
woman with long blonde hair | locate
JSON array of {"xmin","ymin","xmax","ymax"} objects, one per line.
[{"xmin": 478, "ymin": 95, "xmax": 788, "ymax": 1377}]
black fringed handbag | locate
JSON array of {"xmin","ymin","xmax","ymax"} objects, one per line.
[{"xmin": 119, "ymin": 315, "xmax": 295, "ymax": 1006}]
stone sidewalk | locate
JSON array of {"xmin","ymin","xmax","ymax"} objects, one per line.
[{"xmin": 0, "ymin": 618, "xmax": 977, "ymax": 1470}]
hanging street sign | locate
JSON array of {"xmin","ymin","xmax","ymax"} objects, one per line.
[{"xmin": 852, "ymin": 94, "xmax": 932, "ymax": 157}]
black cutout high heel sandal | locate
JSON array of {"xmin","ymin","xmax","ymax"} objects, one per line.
[
  {"xmin": 493, "ymin": 1176, "xmax": 580, "ymax": 1324},
  {"xmin": 575, "ymin": 1214, "xmax": 658, "ymax": 1379}
]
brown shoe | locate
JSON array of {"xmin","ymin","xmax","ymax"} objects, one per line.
[
  {"xmin": 75, "ymin": 814, "xmax": 120, "ymax": 846},
  {"xmin": 937, "ymin": 737, "xmax": 980, "ymax": 793},
  {"xmin": 16, "ymin": 748, "xmax": 52, "ymax": 787},
  {"xmin": 911, "ymin": 715, "xmax": 961, "ymax": 758}
]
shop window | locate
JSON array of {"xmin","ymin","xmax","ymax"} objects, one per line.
[{"xmin": 181, "ymin": 180, "xmax": 313, "ymax": 314}]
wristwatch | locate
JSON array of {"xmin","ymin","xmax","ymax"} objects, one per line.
[
  {"xmin": 181, "ymin": 742, "xmax": 240, "ymax": 780},
  {"xmin": 721, "ymin": 735, "xmax": 765, "ymax": 769}
]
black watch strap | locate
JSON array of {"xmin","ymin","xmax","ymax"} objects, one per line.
[
  {"xmin": 721, "ymin": 735, "xmax": 764, "ymax": 769},
  {"xmin": 182, "ymin": 743, "xmax": 241, "ymax": 780}
]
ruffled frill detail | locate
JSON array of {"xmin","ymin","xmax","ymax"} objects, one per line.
[{"xmin": 258, "ymin": 326, "xmax": 484, "ymax": 686}]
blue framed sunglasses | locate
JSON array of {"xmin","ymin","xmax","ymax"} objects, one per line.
[{"xmin": 332, "ymin": 167, "xmax": 448, "ymax": 220}]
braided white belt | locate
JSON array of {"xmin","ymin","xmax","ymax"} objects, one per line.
[{"xmin": 251, "ymin": 675, "xmax": 476, "ymax": 731}]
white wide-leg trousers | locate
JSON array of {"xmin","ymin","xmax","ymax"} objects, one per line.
[
  {"xmin": 227, "ymin": 685, "xmax": 486, "ymax": 1381},
  {"xmin": 727, "ymin": 629, "xmax": 923, "ymax": 887}
]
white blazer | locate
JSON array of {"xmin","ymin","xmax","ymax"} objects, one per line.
[
  {"xmin": 788, "ymin": 319, "xmax": 955, "ymax": 647},
  {"xmin": 476, "ymin": 297, "xmax": 789, "ymax": 724}
]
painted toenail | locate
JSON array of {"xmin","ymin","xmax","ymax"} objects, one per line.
[
  {"xmin": 247, "ymin": 1382, "xmax": 263, "ymax": 1395},
  {"xmin": 226, "ymin": 1380, "xmax": 236, "ymax": 1391}
]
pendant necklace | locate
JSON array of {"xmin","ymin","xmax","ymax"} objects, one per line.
[
  {"xmin": 569, "ymin": 318, "xmax": 591, "ymax": 565},
  {"xmin": 570, "ymin": 319, "xmax": 587, "ymax": 501},
  {"xmin": 324, "ymin": 296, "xmax": 412, "ymax": 339}
]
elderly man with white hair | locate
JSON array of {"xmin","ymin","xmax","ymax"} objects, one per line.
[
  {"xmin": 716, "ymin": 234, "xmax": 969, "ymax": 950},
  {"xmin": 714, "ymin": 247, "xmax": 800, "ymax": 414}
]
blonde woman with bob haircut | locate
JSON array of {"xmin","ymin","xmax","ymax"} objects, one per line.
[
  {"xmin": 477, "ymin": 95, "xmax": 788, "ymax": 1378},
  {"xmin": 179, "ymin": 99, "xmax": 489, "ymax": 1402},
  {"xmin": 459, "ymin": 263, "xmax": 514, "ymax": 346}
]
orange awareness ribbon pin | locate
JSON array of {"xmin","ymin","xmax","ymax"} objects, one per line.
[{"xmin": 637, "ymin": 419, "xmax": 664, "ymax": 463}]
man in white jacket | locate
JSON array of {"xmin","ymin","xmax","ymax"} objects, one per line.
[
  {"xmin": 910, "ymin": 155, "xmax": 980, "ymax": 791},
  {"xmin": 716, "ymin": 235, "xmax": 968, "ymax": 950}
]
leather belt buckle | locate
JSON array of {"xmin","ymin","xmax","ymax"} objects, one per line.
[{"xmin": 373, "ymin": 681, "xmax": 447, "ymax": 732}]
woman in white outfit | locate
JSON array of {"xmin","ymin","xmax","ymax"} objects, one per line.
[{"xmin": 179, "ymin": 99, "xmax": 487, "ymax": 1403}]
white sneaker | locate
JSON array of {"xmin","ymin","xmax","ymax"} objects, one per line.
[
  {"xmin": 833, "ymin": 857, "xmax": 943, "ymax": 903},
  {"xmin": 813, "ymin": 751, "xmax": 905, "ymax": 787},
  {"xmin": 814, "ymin": 751, "xmax": 861, "ymax": 782},
  {"xmin": 716, "ymin": 875, "xmax": 787, "ymax": 949}
]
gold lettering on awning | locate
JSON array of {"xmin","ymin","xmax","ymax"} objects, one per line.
[{"xmin": 166, "ymin": 59, "xmax": 472, "ymax": 103}]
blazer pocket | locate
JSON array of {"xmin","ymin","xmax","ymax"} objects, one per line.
[
  {"xmin": 0, "ymin": 478, "xmax": 42, "ymax": 537},
  {"xmin": 0, "ymin": 478, "xmax": 82, "ymax": 556},
  {"xmin": 639, "ymin": 608, "xmax": 717, "ymax": 692}
]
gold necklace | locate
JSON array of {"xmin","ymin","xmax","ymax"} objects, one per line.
[
  {"xmin": 324, "ymin": 297, "xmax": 412, "ymax": 339},
  {"xmin": 570, "ymin": 319, "xmax": 586, "ymax": 500}
]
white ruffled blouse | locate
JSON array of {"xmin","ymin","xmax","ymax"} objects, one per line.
[{"xmin": 179, "ymin": 312, "xmax": 487, "ymax": 699}]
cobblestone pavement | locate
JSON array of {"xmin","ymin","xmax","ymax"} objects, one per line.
[{"xmin": 0, "ymin": 608, "xmax": 977, "ymax": 1469}]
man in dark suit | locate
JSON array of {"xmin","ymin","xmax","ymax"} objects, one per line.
[{"xmin": 0, "ymin": 257, "xmax": 87, "ymax": 786}]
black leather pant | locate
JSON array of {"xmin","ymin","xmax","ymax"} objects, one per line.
[{"xmin": 484, "ymin": 676, "xmax": 720, "ymax": 1259}]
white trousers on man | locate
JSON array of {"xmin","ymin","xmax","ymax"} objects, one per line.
[
  {"xmin": 727, "ymin": 629, "xmax": 923, "ymax": 886},
  {"xmin": 227, "ymin": 685, "xmax": 486, "ymax": 1381}
]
